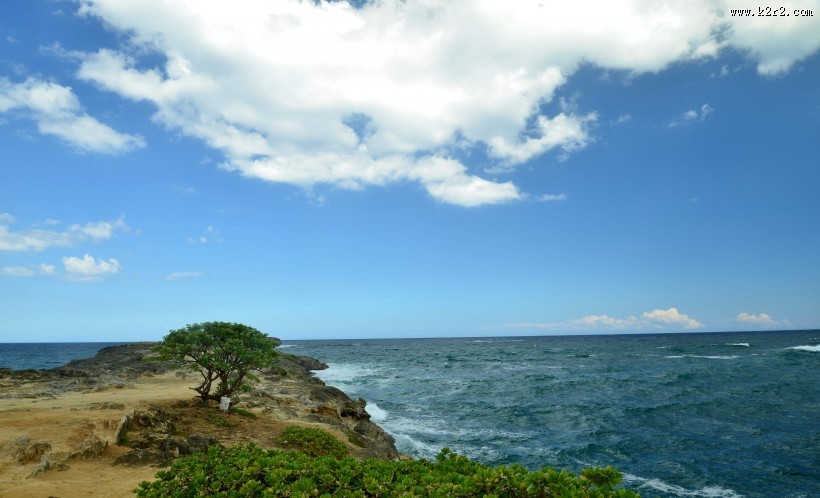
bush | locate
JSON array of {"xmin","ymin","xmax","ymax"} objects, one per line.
[
  {"xmin": 135, "ymin": 443, "xmax": 639, "ymax": 497},
  {"xmin": 275, "ymin": 426, "xmax": 349, "ymax": 458}
]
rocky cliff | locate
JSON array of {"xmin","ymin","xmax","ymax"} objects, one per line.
[{"xmin": 0, "ymin": 343, "xmax": 400, "ymax": 496}]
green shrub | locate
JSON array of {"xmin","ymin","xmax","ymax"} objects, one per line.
[
  {"xmin": 134, "ymin": 443, "xmax": 639, "ymax": 497},
  {"xmin": 231, "ymin": 407, "xmax": 257, "ymax": 419},
  {"xmin": 275, "ymin": 426, "xmax": 349, "ymax": 458},
  {"xmin": 206, "ymin": 416, "xmax": 236, "ymax": 429}
]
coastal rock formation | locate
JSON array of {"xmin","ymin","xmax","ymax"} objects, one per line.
[{"xmin": 0, "ymin": 342, "xmax": 400, "ymax": 496}]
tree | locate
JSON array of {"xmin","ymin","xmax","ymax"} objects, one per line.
[{"xmin": 156, "ymin": 322, "xmax": 279, "ymax": 405}]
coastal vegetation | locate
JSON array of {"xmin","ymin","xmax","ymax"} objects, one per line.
[
  {"xmin": 275, "ymin": 426, "xmax": 350, "ymax": 458},
  {"xmin": 135, "ymin": 443, "xmax": 638, "ymax": 497},
  {"xmin": 155, "ymin": 322, "xmax": 278, "ymax": 405}
]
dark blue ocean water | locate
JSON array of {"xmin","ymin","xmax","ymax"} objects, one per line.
[
  {"xmin": 2, "ymin": 332, "xmax": 817, "ymax": 497},
  {"xmin": 0, "ymin": 342, "xmax": 123, "ymax": 370},
  {"xmin": 281, "ymin": 331, "xmax": 819, "ymax": 498}
]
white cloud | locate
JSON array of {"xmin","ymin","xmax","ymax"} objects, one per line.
[
  {"xmin": 640, "ymin": 307, "xmax": 704, "ymax": 328},
  {"xmin": 69, "ymin": 0, "xmax": 819, "ymax": 206},
  {"xmin": 506, "ymin": 307, "xmax": 704, "ymax": 332},
  {"xmin": 0, "ymin": 214, "xmax": 128, "ymax": 252},
  {"xmin": 188, "ymin": 226, "xmax": 223, "ymax": 244},
  {"xmin": 62, "ymin": 253, "xmax": 121, "ymax": 280},
  {"xmin": 724, "ymin": 0, "xmax": 820, "ymax": 75},
  {"xmin": 612, "ymin": 114, "xmax": 633, "ymax": 126},
  {"xmin": 165, "ymin": 271, "xmax": 204, "ymax": 281},
  {"xmin": 0, "ymin": 77, "xmax": 144, "ymax": 154},
  {"xmin": 668, "ymin": 103, "xmax": 714, "ymax": 127},
  {"xmin": 0, "ymin": 263, "xmax": 56, "ymax": 277},
  {"xmin": 537, "ymin": 193, "xmax": 568, "ymax": 202},
  {"xmin": 736, "ymin": 312, "xmax": 791, "ymax": 328}
]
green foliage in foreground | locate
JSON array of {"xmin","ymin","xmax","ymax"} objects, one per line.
[
  {"xmin": 275, "ymin": 426, "xmax": 349, "ymax": 458},
  {"xmin": 135, "ymin": 443, "xmax": 639, "ymax": 497}
]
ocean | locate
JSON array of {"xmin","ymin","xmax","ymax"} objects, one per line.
[
  {"xmin": 0, "ymin": 342, "xmax": 125, "ymax": 371},
  {"xmin": 283, "ymin": 331, "xmax": 819, "ymax": 498},
  {"xmin": 2, "ymin": 331, "xmax": 817, "ymax": 497}
]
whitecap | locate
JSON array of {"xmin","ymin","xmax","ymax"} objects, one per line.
[
  {"xmin": 725, "ymin": 343, "xmax": 750, "ymax": 347},
  {"xmin": 276, "ymin": 344, "xmax": 297, "ymax": 349},
  {"xmin": 786, "ymin": 345, "xmax": 820, "ymax": 352},
  {"xmin": 392, "ymin": 433, "xmax": 440, "ymax": 458},
  {"xmin": 665, "ymin": 355, "xmax": 738, "ymax": 360},
  {"xmin": 623, "ymin": 473, "xmax": 742, "ymax": 498},
  {"xmin": 312, "ymin": 363, "xmax": 378, "ymax": 385},
  {"xmin": 365, "ymin": 402, "xmax": 388, "ymax": 422}
]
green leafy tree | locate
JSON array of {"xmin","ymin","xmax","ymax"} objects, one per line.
[{"xmin": 156, "ymin": 322, "xmax": 278, "ymax": 405}]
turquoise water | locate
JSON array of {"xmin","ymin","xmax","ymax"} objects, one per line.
[{"xmin": 284, "ymin": 331, "xmax": 819, "ymax": 498}]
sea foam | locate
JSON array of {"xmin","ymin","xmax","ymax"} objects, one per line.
[
  {"xmin": 365, "ymin": 402, "xmax": 388, "ymax": 422},
  {"xmin": 664, "ymin": 355, "xmax": 739, "ymax": 360},
  {"xmin": 624, "ymin": 474, "xmax": 742, "ymax": 498},
  {"xmin": 786, "ymin": 345, "xmax": 820, "ymax": 352}
]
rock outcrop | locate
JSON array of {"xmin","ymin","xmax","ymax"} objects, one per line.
[{"xmin": 1, "ymin": 341, "xmax": 400, "ymax": 485}]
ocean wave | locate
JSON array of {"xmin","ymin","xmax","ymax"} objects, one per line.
[
  {"xmin": 725, "ymin": 343, "xmax": 750, "ymax": 347},
  {"xmin": 312, "ymin": 363, "xmax": 380, "ymax": 384},
  {"xmin": 393, "ymin": 433, "xmax": 440, "ymax": 458},
  {"xmin": 664, "ymin": 355, "xmax": 739, "ymax": 360},
  {"xmin": 624, "ymin": 473, "xmax": 742, "ymax": 498},
  {"xmin": 785, "ymin": 345, "xmax": 820, "ymax": 352},
  {"xmin": 365, "ymin": 402, "xmax": 388, "ymax": 422}
]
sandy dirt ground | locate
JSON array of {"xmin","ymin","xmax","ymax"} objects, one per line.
[
  {"xmin": 1, "ymin": 373, "xmax": 199, "ymax": 498},
  {"xmin": 0, "ymin": 368, "xmax": 384, "ymax": 498}
]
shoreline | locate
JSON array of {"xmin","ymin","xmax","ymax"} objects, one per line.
[{"xmin": 0, "ymin": 343, "xmax": 401, "ymax": 497}]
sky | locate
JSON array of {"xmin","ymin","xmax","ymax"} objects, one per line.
[{"xmin": 1, "ymin": 0, "xmax": 819, "ymax": 342}]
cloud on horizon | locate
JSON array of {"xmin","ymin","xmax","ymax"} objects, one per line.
[
  {"xmin": 165, "ymin": 271, "xmax": 204, "ymax": 281},
  {"xmin": 736, "ymin": 312, "xmax": 791, "ymax": 328},
  {"xmin": 61, "ymin": 0, "xmax": 819, "ymax": 206},
  {"xmin": 506, "ymin": 307, "xmax": 705, "ymax": 331}
]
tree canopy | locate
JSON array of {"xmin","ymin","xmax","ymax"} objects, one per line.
[{"xmin": 156, "ymin": 322, "xmax": 278, "ymax": 405}]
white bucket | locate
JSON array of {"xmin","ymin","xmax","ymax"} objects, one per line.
[{"xmin": 219, "ymin": 397, "xmax": 231, "ymax": 412}]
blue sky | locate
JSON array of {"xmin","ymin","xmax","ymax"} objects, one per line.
[{"xmin": 1, "ymin": 0, "xmax": 819, "ymax": 342}]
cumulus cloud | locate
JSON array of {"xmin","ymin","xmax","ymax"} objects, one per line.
[
  {"xmin": 0, "ymin": 77, "xmax": 144, "ymax": 154},
  {"xmin": 0, "ymin": 213, "xmax": 128, "ymax": 252},
  {"xmin": 640, "ymin": 307, "xmax": 704, "ymax": 328},
  {"xmin": 66, "ymin": 0, "xmax": 819, "ymax": 206},
  {"xmin": 736, "ymin": 312, "xmax": 791, "ymax": 328},
  {"xmin": 62, "ymin": 253, "xmax": 121, "ymax": 280},
  {"xmin": 506, "ymin": 307, "xmax": 704, "ymax": 331},
  {"xmin": 724, "ymin": 0, "xmax": 820, "ymax": 75}
]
